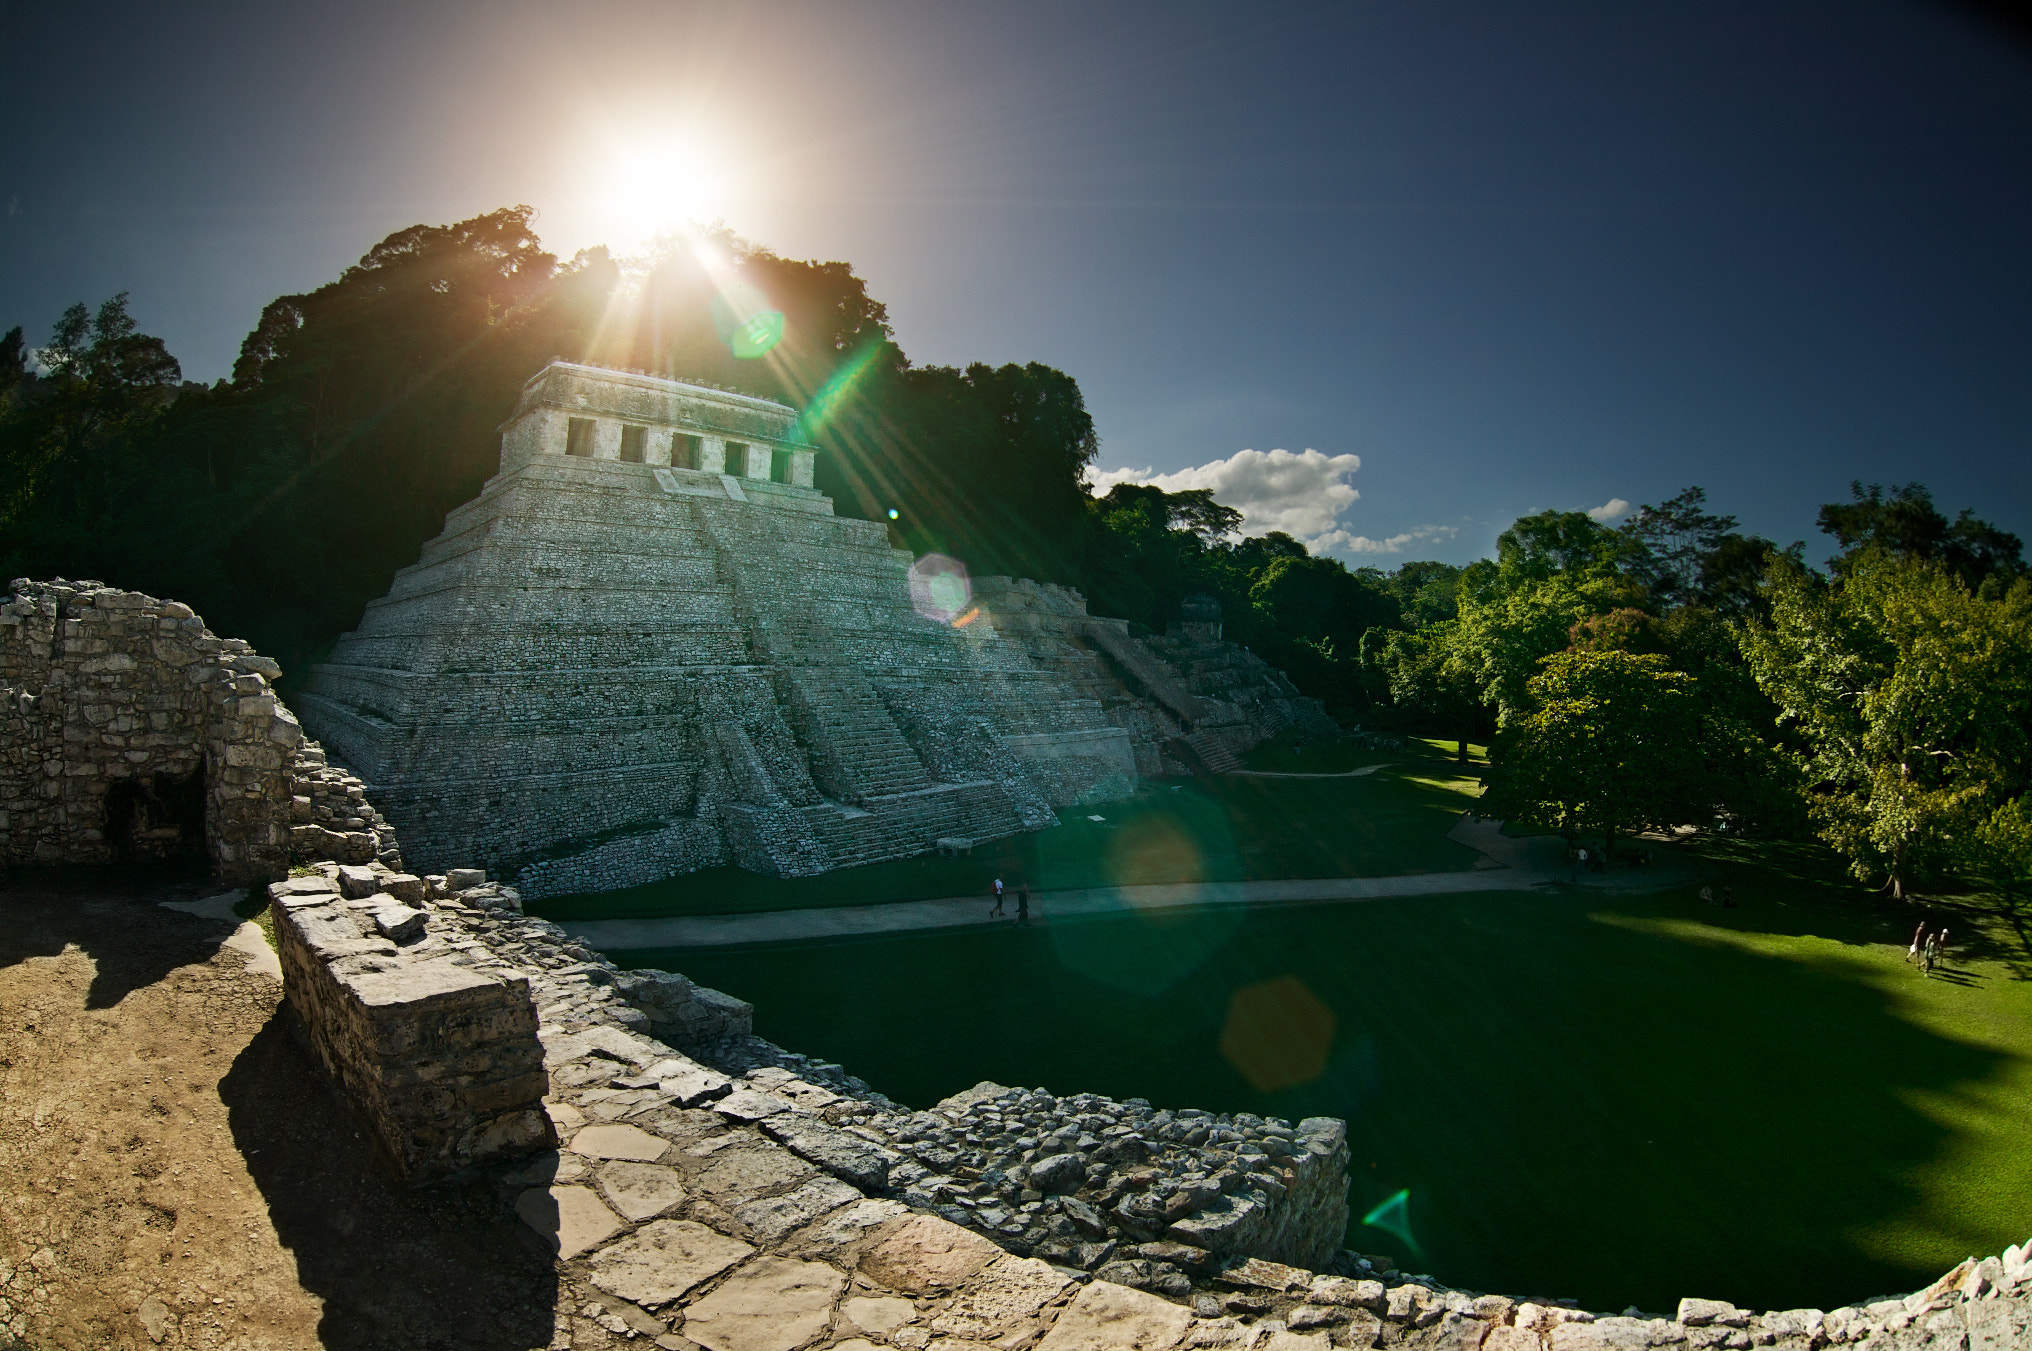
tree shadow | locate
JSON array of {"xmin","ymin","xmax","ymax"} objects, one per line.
[
  {"xmin": 219, "ymin": 1012, "xmax": 559, "ymax": 1351},
  {"xmin": 0, "ymin": 865, "xmax": 235, "ymax": 1008}
]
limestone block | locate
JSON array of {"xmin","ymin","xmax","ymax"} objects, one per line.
[
  {"xmin": 1034, "ymin": 1279, "xmax": 1195, "ymax": 1351},
  {"xmin": 760, "ymin": 1114, "xmax": 898, "ymax": 1190},
  {"xmin": 680, "ymin": 1255, "xmax": 845, "ymax": 1351},
  {"xmin": 858, "ymin": 1214, "xmax": 1002, "ymax": 1294},
  {"xmin": 842, "ymin": 1295, "xmax": 916, "ymax": 1338},
  {"xmin": 694, "ymin": 1139, "xmax": 813, "ymax": 1197},
  {"xmin": 585, "ymin": 1219, "xmax": 754, "ymax": 1306},
  {"xmin": 370, "ymin": 903, "xmax": 427, "ymax": 941},
  {"xmin": 731, "ymin": 1175, "xmax": 860, "ymax": 1244},
  {"xmin": 598, "ymin": 1161, "xmax": 690, "ymax": 1221},
  {"xmin": 929, "ymin": 1254, "xmax": 1071, "ymax": 1341},
  {"xmin": 572, "ymin": 1123, "xmax": 674, "ymax": 1162},
  {"xmin": 516, "ymin": 1184, "xmax": 622, "ymax": 1259}
]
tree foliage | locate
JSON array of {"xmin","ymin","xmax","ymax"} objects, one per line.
[{"xmin": 1740, "ymin": 552, "xmax": 2032, "ymax": 896}]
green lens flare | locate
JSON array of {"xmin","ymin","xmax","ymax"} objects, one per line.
[
  {"xmin": 796, "ymin": 338, "xmax": 884, "ymax": 440},
  {"xmin": 1362, "ymin": 1189, "xmax": 1422, "ymax": 1259},
  {"xmin": 728, "ymin": 310, "xmax": 785, "ymax": 359}
]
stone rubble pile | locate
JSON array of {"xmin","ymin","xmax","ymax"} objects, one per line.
[
  {"xmin": 287, "ymin": 737, "xmax": 402, "ymax": 868},
  {"xmin": 831, "ymin": 1084, "xmax": 1351, "ymax": 1275}
]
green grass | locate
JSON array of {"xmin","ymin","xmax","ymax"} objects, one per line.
[
  {"xmin": 628, "ymin": 843, "xmax": 2032, "ymax": 1315},
  {"xmin": 531, "ymin": 748, "xmax": 1488, "ymax": 923}
]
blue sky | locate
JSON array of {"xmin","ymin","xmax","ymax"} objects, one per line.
[{"xmin": 3, "ymin": 0, "xmax": 2027, "ymax": 565}]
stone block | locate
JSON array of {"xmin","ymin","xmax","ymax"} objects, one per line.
[
  {"xmin": 571, "ymin": 1123, "xmax": 673, "ymax": 1162},
  {"xmin": 680, "ymin": 1255, "xmax": 844, "ymax": 1351},
  {"xmin": 586, "ymin": 1219, "xmax": 754, "ymax": 1307},
  {"xmin": 516, "ymin": 1184, "xmax": 622, "ymax": 1259},
  {"xmin": 1035, "ymin": 1279, "xmax": 1195, "ymax": 1351},
  {"xmin": 760, "ymin": 1114, "xmax": 898, "ymax": 1190},
  {"xmin": 857, "ymin": 1213, "xmax": 1002, "ymax": 1293}
]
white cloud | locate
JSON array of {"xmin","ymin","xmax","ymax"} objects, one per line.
[
  {"xmin": 1315, "ymin": 524, "xmax": 1461, "ymax": 556},
  {"xmin": 1587, "ymin": 498, "xmax": 1631, "ymax": 523},
  {"xmin": 1089, "ymin": 447, "xmax": 1362, "ymax": 546}
]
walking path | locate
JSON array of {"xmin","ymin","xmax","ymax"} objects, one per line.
[
  {"xmin": 1224, "ymin": 762, "xmax": 1393, "ymax": 779},
  {"xmin": 559, "ymin": 815, "xmax": 1706, "ymax": 951}
]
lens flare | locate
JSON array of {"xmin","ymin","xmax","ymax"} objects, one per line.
[
  {"xmin": 1218, "ymin": 975, "xmax": 1337, "ymax": 1092},
  {"xmin": 796, "ymin": 338, "xmax": 887, "ymax": 441},
  {"xmin": 710, "ymin": 291, "xmax": 784, "ymax": 359},
  {"xmin": 1362, "ymin": 1189, "xmax": 1423, "ymax": 1260},
  {"xmin": 908, "ymin": 554, "xmax": 972, "ymax": 625}
]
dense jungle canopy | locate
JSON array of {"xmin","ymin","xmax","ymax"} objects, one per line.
[{"xmin": 3, "ymin": 207, "xmax": 2028, "ymax": 898}]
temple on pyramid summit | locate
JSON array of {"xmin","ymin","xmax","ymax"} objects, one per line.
[{"xmin": 295, "ymin": 361, "xmax": 1335, "ymax": 896}]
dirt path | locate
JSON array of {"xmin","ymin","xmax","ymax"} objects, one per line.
[{"xmin": 0, "ymin": 874, "xmax": 559, "ymax": 1351}]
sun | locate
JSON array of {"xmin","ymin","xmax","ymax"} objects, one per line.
[{"xmin": 598, "ymin": 140, "xmax": 737, "ymax": 249}]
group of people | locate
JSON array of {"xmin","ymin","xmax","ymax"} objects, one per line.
[
  {"xmin": 1909, "ymin": 921, "xmax": 1952, "ymax": 976},
  {"xmin": 1697, "ymin": 884, "xmax": 1737, "ymax": 908},
  {"xmin": 989, "ymin": 875, "xmax": 1031, "ymax": 924}
]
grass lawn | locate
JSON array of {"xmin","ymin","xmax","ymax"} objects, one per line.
[
  {"xmin": 531, "ymin": 743, "xmax": 1487, "ymax": 923},
  {"xmin": 630, "ymin": 842, "xmax": 2032, "ymax": 1316}
]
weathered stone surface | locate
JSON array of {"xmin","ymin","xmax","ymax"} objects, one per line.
[
  {"xmin": 694, "ymin": 1139, "xmax": 813, "ymax": 1196},
  {"xmin": 584, "ymin": 1219, "xmax": 754, "ymax": 1306},
  {"xmin": 843, "ymin": 1296, "xmax": 918, "ymax": 1338},
  {"xmin": 858, "ymin": 1214, "xmax": 1004, "ymax": 1294},
  {"xmin": 680, "ymin": 1255, "xmax": 845, "ymax": 1351},
  {"xmin": 572, "ymin": 1123, "xmax": 673, "ymax": 1162},
  {"xmin": 784, "ymin": 1197, "xmax": 909, "ymax": 1257},
  {"xmin": 1035, "ymin": 1279, "xmax": 1195, "ymax": 1351},
  {"xmin": 598, "ymin": 1161, "xmax": 689, "ymax": 1221},
  {"xmin": 930, "ymin": 1254, "xmax": 1072, "ymax": 1341},
  {"xmin": 761, "ymin": 1113, "xmax": 898, "ymax": 1190},
  {"xmin": 732, "ymin": 1176, "xmax": 861, "ymax": 1244},
  {"xmin": 1675, "ymin": 1300, "xmax": 1746, "ymax": 1328},
  {"xmin": 515, "ymin": 1184, "xmax": 621, "ymax": 1259},
  {"xmin": 1218, "ymin": 1258, "xmax": 1313, "ymax": 1293}
]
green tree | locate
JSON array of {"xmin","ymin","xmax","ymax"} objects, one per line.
[
  {"xmin": 1481, "ymin": 650, "xmax": 1704, "ymax": 859},
  {"xmin": 1817, "ymin": 481, "xmax": 2024, "ymax": 591},
  {"xmin": 1740, "ymin": 553, "xmax": 2032, "ymax": 898}
]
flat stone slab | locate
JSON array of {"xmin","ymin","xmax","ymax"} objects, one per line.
[
  {"xmin": 584, "ymin": 1219, "xmax": 754, "ymax": 1307},
  {"xmin": 597, "ymin": 1161, "xmax": 689, "ymax": 1221},
  {"xmin": 515, "ymin": 1184, "xmax": 622, "ymax": 1259},
  {"xmin": 786, "ymin": 1198, "xmax": 909, "ymax": 1258},
  {"xmin": 857, "ymin": 1213, "xmax": 1002, "ymax": 1294},
  {"xmin": 1035, "ymin": 1279, "xmax": 1195, "ymax": 1351},
  {"xmin": 681, "ymin": 1254, "xmax": 845, "ymax": 1351},
  {"xmin": 842, "ymin": 1295, "xmax": 917, "ymax": 1338},
  {"xmin": 714, "ymin": 1086, "xmax": 793, "ymax": 1121},
  {"xmin": 930, "ymin": 1253, "xmax": 1072, "ymax": 1341},
  {"xmin": 694, "ymin": 1140, "xmax": 813, "ymax": 1197},
  {"xmin": 571, "ymin": 1123, "xmax": 672, "ymax": 1162},
  {"xmin": 761, "ymin": 1114, "xmax": 898, "ymax": 1190},
  {"xmin": 732, "ymin": 1175, "xmax": 861, "ymax": 1244}
]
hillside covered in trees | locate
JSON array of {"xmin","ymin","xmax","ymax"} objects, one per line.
[{"xmin": 4, "ymin": 208, "xmax": 2028, "ymax": 899}]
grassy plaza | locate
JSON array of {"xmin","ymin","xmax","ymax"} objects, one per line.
[{"xmin": 532, "ymin": 740, "xmax": 2032, "ymax": 1315}]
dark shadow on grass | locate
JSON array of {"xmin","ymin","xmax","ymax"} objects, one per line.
[
  {"xmin": 220, "ymin": 1012, "xmax": 559, "ymax": 1351},
  {"xmin": 658, "ymin": 886, "xmax": 2021, "ymax": 1316},
  {"xmin": 0, "ymin": 865, "xmax": 232, "ymax": 1008}
]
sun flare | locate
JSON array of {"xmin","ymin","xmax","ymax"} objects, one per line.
[{"xmin": 597, "ymin": 139, "xmax": 738, "ymax": 250}]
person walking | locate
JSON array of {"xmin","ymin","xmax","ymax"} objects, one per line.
[
  {"xmin": 1922, "ymin": 928, "xmax": 1938, "ymax": 976},
  {"xmin": 1908, "ymin": 920, "xmax": 1928, "ymax": 964},
  {"xmin": 990, "ymin": 875, "xmax": 1006, "ymax": 918},
  {"xmin": 1016, "ymin": 882, "xmax": 1030, "ymax": 925}
]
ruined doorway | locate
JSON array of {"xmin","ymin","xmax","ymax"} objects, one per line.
[{"xmin": 102, "ymin": 769, "xmax": 208, "ymax": 864}]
